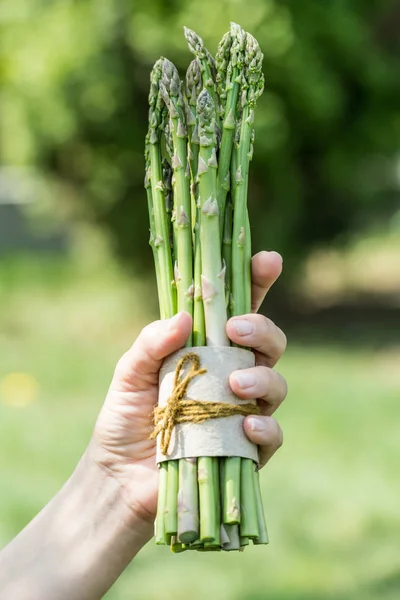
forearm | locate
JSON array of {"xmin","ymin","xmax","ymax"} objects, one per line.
[{"xmin": 0, "ymin": 452, "xmax": 152, "ymax": 600}]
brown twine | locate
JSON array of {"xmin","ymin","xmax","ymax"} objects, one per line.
[{"xmin": 150, "ymin": 352, "xmax": 261, "ymax": 456}]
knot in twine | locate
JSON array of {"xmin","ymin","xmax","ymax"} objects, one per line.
[{"xmin": 150, "ymin": 352, "xmax": 261, "ymax": 456}]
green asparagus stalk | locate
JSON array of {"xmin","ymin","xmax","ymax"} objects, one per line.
[
  {"xmin": 178, "ymin": 458, "xmax": 200, "ymax": 544},
  {"xmin": 185, "ymin": 59, "xmax": 202, "ymax": 227},
  {"xmin": 162, "ymin": 158, "xmax": 174, "ymax": 254},
  {"xmin": 223, "ymin": 456, "xmax": 241, "ymax": 524},
  {"xmin": 161, "ymin": 59, "xmax": 199, "ymax": 544},
  {"xmin": 161, "ymin": 59, "xmax": 193, "ymax": 330},
  {"xmin": 164, "ymin": 120, "xmax": 178, "ymax": 264},
  {"xmin": 231, "ymin": 33, "xmax": 264, "ymax": 319},
  {"xmin": 222, "ymin": 524, "xmax": 241, "ymax": 551},
  {"xmin": 253, "ymin": 469, "xmax": 269, "ymax": 545},
  {"xmin": 186, "ymin": 537, "xmax": 204, "ymax": 550},
  {"xmin": 147, "ymin": 59, "xmax": 176, "ymax": 319},
  {"xmin": 220, "ymin": 433, "xmax": 241, "ymax": 552},
  {"xmin": 184, "ymin": 27, "xmax": 221, "ymax": 128},
  {"xmin": 155, "ymin": 462, "xmax": 168, "ymax": 545},
  {"xmin": 185, "ymin": 59, "xmax": 205, "ymax": 346},
  {"xmin": 228, "ymin": 33, "xmax": 265, "ymax": 547},
  {"xmin": 213, "ymin": 458, "xmax": 222, "ymax": 546},
  {"xmin": 193, "ymin": 236, "xmax": 206, "ymax": 346},
  {"xmin": 198, "ymin": 456, "xmax": 218, "ymax": 542},
  {"xmin": 240, "ymin": 458, "xmax": 259, "ymax": 538},
  {"xmin": 215, "ymin": 30, "xmax": 231, "ymax": 120},
  {"xmin": 165, "ymin": 460, "xmax": 179, "ymax": 536},
  {"xmin": 170, "ymin": 536, "xmax": 187, "ymax": 553},
  {"xmin": 222, "ymin": 195, "xmax": 233, "ymax": 316},
  {"xmin": 244, "ymin": 208, "xmax": 252, "ymax": 315},
  {"xmin": 197, "ymin": 89, "xmax": 229, "ymax": 347},
  {"xmin": 216, "ymin": 23, "xmax": 246, "ymax": 236},
  {"xmin": 220, "ymin": 524, "xmax": 230, "ymax": 546},
  {"xmin": 204, "ymin": 458, "xmax": 221, "ymax": 548},
  {"xmin": 145, "ymin": 138, "xmax": 163, "ymax": 314}
]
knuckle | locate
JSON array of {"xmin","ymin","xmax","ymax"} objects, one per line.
[
  {"xmin": 258, "ymin": 365, "xmax": 272, "ymax": 389},
  {"xmin": 269, "ymin": 324, "xmax": 286, "ymax": 359},
  {"xmin": 115, "ymin": 351, "xmax": 130, "ymax": 376},
  {"xmin": 277, "ymin": 428, "xmax": 284, "ymax": 449},
  {"xmin": 253, "ymin": 314, "xmax": 273, "ymax": 345},
  {"xmin": 270, "ymin": 418, "xmax": 283, "ymax": 449},
  {"xmin": 278, "ymin": 328, "xmax": 287, "ymax": 355},
  {"xmin": 279, "ymin": 373, "xmax": 288, "ymax": 400},
  {"xmin": 141, "ymin": 320, "xmax": 160, "ymax": 337}
]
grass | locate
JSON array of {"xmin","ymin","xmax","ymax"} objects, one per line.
[{"xmin": 0, "ymin": 246, "xmax": 399, "ymax": 600}]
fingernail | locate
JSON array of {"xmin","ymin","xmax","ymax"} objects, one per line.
[
  {"xmin": 232, "ymin": 319, "xmax": 254, "ymax": 336},
  {"xmin": 247, "ymin": 416, "xmax": 264, "ymax": 432},
  {"xmin": 270, "ymin": 250, "xmax": 283, "ymax": 262},
  {"xmin": 234, "ymin": 372, "xmax": 257, "ymax": 389}
]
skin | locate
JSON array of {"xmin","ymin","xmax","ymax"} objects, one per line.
[{"xmin": 0, "ymin": 250, "xmax": 287, "ymax": 600}]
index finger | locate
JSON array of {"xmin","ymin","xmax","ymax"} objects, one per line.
[{"xmin": 251, "ymin": 251, "xmax": 283, "ymax": 313}]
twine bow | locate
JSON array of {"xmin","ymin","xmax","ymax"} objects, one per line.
[{"xmin": 150, "ymin": 352, "xmax": 261, "ymax": 456}]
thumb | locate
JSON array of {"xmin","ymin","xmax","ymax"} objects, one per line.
[{"xmin": 111, "ymin": 312, "xmax": 192, "ymax": 393}]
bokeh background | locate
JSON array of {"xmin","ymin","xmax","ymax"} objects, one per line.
[{"xmin": 1, "ymin": 1, "xmax": 400, "ymax": 598}]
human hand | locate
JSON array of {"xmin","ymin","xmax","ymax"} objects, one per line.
[{"xmin": 87, "ymin": 250, "xmax": 287, "ymax": 540}]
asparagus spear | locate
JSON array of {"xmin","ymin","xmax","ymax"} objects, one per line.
[
  {"xmin": 161, "ymin": 59, "xmax": 199, "ymax": 543},
  {"xmin": 197, "ymin": 89, "xmax": 229, "ymax": 347},
  {"xmin": 239, "ymin": 457, "xmax": 259, "ymax": 539},
  {"xmin": 216, "ymin": 23, "xmax": 246, "ymax": 237},
  {"xmin": 162, "ymin": 158, "xmax": 174, "ymax": 255},
  {"xmin": 215, "ymin": 30, "xmax": 232, "ymax": 120},
  {"xmin": 178, "ymin": 458, "xmax": 200, "ymax": 544},
  {"xmin": 223, "ymin": 524, "xmax": 241, "ymax": 551},
  {"xmin": 222, "ymin": 196, "xmax": 233, "ymax": 316},
  {"xmin": 231, "ymin": 33, "xmax": 264, "ymax": 318},
  {"xmin": 252, "ymin": 469, "xmax": 269, "ymax": 545},
  {"xmin": 185, "ymin": 59, "xmax": 202, "ymax": 219},
  {"xmin": 198, "ymin": 456, "xmax": 217, "ymax": 542},
  {"xmin": 185, "ymin": 59, "xmax": 205, "ymax": 346},
  {"xmin": 192, "ymin": 222, "xmax": 206, "ymax": 347},
  {"xmin": 184, "ymin": 27, "xmax": 221, "ymax": 129},
  {"xmin": 161, "ymin": 59, "xmax": 194, "ymax": 331},
  {"xmin": 147, "ymin": 59, "xmax": 176, "ymax": 319},
  {"xmin": 204, "ymin": 457, "xmax": 221, "ymax": 548},
  {"xmin": 154, "ymin": 462, "xmax": 169, "ymax": 545},
  {"xmin": 144, "ymin": 137, "xmax": 163, "ymax": 315},
  {"xmin": 196, "ymin": 89, "xmax": 229, "ymax": 544},
  {"xmin": 216, "ymin": 24, "xmax": 246, "ymax": 315},
  {"xmin": 223, "ymin": 456, "xmax": 241, "ymax": 524},
  {"xmin": 165, "ymin": 460, "xmax": 179, "ymax": 536},
  {"xmin": 244, "ymin": 208, "xmax": 252, "ymax": 315},
  {"xmin": 227, "ymin": 33, "xmax": 264, "ymax": 544},
  {"xmin": 164, "ymin": 120, "xmax": 179, "ymax": 264},
  {"xmin": 170, "ymin": 536, "xmax": 187, "ymax": 553}
]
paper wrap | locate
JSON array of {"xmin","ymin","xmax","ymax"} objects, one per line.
[{"xmin": 156, "ymin": 346, "xmax": 259, "ymax": 463}]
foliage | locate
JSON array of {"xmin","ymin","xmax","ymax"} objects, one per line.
[{"xmin": 1, "ymin": 0, "xmax": 399, "ymax": 271}]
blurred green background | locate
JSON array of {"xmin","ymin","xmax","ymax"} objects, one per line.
[{"xmin": 1, "ymin": 0, "xmax": 400, "ymax": 598}]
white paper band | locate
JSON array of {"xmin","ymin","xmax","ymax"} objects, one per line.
[{"xmin": 156, "ymin": 346, "xmax": 258, "ymax": 463}]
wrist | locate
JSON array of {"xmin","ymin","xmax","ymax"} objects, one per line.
[
  {"xmin": 45, "ymin": 451, "xmax": 152, "ymax": 599},
  {"xmin": 0, "ymin": 451, "xmax": 152, "ymax": 600},
  {"xmin": 80, "ymin": 448, "xmax": 154, "ymax": 546},
  {"xmin": 76, "ymin": 450, "xmax": 153, "ymax": 551}
]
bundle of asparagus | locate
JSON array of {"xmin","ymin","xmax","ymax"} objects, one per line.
[{"xmin": 145, "ymin": 23, "xmax": 267, "ymax": 552}]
